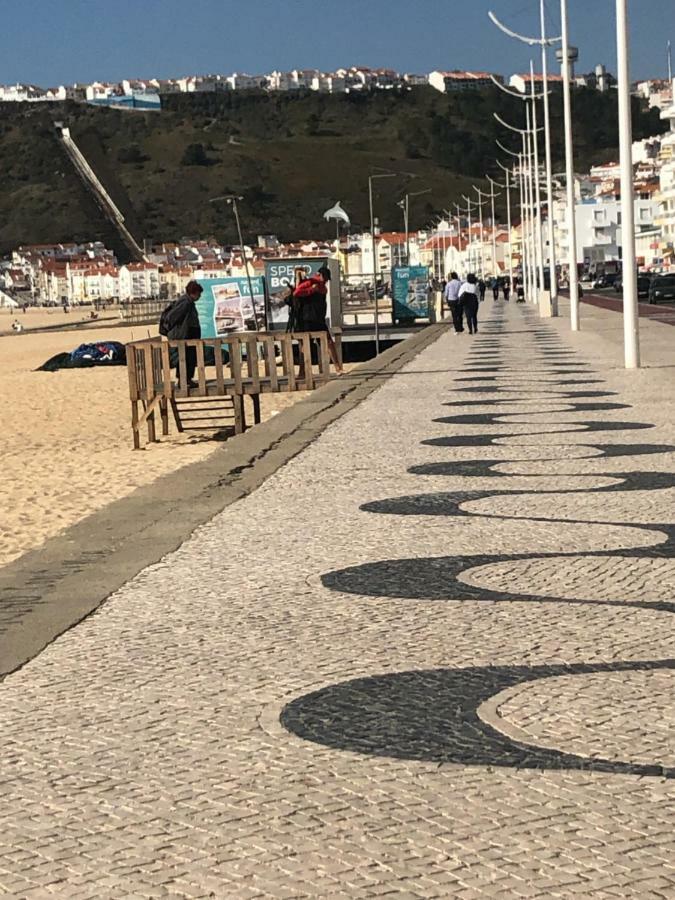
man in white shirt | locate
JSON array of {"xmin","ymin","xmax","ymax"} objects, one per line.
[{"xmin": 443, "ymin": 272, "xmax": 464, "ymax": 333}]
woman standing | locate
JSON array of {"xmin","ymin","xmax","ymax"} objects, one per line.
[{"xmin": 459, "ymin": 274, "xmax": 480, "ymax": 335}]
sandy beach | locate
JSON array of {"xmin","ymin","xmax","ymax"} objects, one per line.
[{"xmin": 0, "ymin": 314, "xmax": 320, "ymax": 568}]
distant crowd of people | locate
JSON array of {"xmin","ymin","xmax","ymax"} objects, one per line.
[{"xmin": 442, "ymin": 273, "xmax": 523, "ymax": 335}]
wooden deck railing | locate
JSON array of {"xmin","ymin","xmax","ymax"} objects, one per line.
[{"xmin": 127, "ymin": 330, "xmax": 339, "ymax": 448}]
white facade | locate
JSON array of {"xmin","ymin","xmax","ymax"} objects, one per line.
[
  {"xmin": 568, "ymin": 199, "xmax": 659, "ymax": 269},
  {"xmin": 226, "ymin": 73, "xmax": 267, "ymax": 91},
  {"xmin": 310, "ymin": 74, "xmax": 346, "ymax": 93},
  {"xmin": 119, "ymin": 264, "xmax": 161, "ymax": 300},
  {"xmin": 655, "ymin": 84, "xmax": 675, "ymax": 267},
  {"xmin": 430, "ymin": 71, "xmax": 500, "ymax": 93},
  {"xmin": 0, "ymin": 83, "xmax": 47, "ymax": 102}
]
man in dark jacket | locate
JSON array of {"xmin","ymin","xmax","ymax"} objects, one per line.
[{"xmin": 165, "ymin": 280, "xmax": 203, "ymax": 387}]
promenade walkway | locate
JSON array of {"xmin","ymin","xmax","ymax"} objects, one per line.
[{"xmin": 1, "ymin": 300, "xmax": 674, "ymax": 898}]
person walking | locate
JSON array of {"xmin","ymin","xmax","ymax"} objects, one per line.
[
  {"xmin": 477, "ymin": 277, "xmax": 486, "ymax": 304},
  {"xmin": 502, "ymin": 276, "xmax": 511, "ymax": 302},
  {"xmin": 490, "ymin": 275, "xmax": 499, "ymax": 301},
  {"xmin": 162, "ymin": 280, "xmax": 203, "ymax": 387},
  {"xmin": 459, "ymin": 273, "xmax": 480, "ymax": 335},
  {"xmin": 443, "ymin": 271, "xmax": 464, "ymax": 334}
]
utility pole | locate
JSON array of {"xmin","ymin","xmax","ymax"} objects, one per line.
[
  {"xmin": 560, "ymin": 0, "xmax": 581, "ymax": 330},
  {"xmin": 210, "ymin": 194, "xmax": 259, "ymax": 328},
  {"xmin": 489, "ymin": 9, "xmax": 563, "ymax": 316},
  {"xmin": 369, "ymin": 172, "xmax": 397, "ymax": 355},
  {"xmin": 616, "ymin": 0, "xmax": 640, "ymax": 368},
  {"xmin": 494, "ymin": 163, "xmax": 514, "ymax": 290},
  {"xmin": 472, "ymin": 187, "xmax": 490, "ymax": 275},
  {"xmin": 486, "ymin": 175, "xmax": 502, "ymax": 275}
]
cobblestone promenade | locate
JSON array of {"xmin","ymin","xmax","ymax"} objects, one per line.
[{"xmin": 1, "ymin": 301, "xmax": 674, "ymax": 898}]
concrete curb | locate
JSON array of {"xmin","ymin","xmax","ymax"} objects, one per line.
[{"xmin": 0, "ymin": 323, "xmax": 447, "ymax": 681}]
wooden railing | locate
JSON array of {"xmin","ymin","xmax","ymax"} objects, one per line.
[
  {"xmin": 127, "ymin": 330, "xmax": 338, "ymax": 448},
  {"xmin": 119, "ymin": 300, "xmax": 165, "ymax": 325}
]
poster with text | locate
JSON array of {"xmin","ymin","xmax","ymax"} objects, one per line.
[
  {"xmin": 195, "ymin": 276, "xmax": 265, "ymax": 337},
  {"xmin": 392, "ymin": 266, "xmax": 430, "ymax": 322},
  {"xmin": 264, "ymin": 257, "xmax": 328, "ymax": 331}
]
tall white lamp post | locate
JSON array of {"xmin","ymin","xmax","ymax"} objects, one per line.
[
  {"xmin": 558, "ymin": 0, "xmax": 581, "ymax": 331},
  {"xmin": 616, "ymin": 0, "xmax": 640, "ymax": 368},
  {"xmin": 369, "ymin": 172, "xmax": 397, "ymax": 355},
  {"xmin": 489, "ymin": 6, "xmax": 562, "ymax": 315}
]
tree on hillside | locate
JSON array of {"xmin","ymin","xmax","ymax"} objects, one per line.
[{"xmin": 180, "ymin": 143, "xmax": 211, "ymax": 166}]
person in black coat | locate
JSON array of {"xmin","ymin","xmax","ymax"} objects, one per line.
[{"xmin": 165, "ymin": 280, "xmax": 203, "ymax": 387}]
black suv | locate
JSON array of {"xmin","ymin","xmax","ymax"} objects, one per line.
[
  {"xmin": 614, "ymin": 274, "xmax": 652, "ymax": 298},
  {"xmin": 648, "ymin": 274, "xmax": 675, "ymax": 304}
]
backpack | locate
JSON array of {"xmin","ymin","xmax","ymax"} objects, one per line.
[{"xmin": 158, "ymin": 300, "xmax": 177, "ymax": 337}]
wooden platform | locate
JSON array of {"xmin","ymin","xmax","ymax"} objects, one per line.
[{"xmin": 127, "ymin": 331, "xmax": 339, "ymax": 449}]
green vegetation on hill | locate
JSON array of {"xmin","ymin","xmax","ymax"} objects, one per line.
[{"xmin": 0, "ymin": 87, "xmax": 665, "ymax": 257}]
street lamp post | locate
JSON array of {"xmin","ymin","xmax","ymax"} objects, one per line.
[
  {"xmin": 539, "ymin": 1, "xmax": 559, "ymax": 315},
  {"xmin": 486, "ymin": 175, "xmax": 503, "ymax": 275},
  {"xmin": 498, "ymin": 138, "xmax": 530, "ymax": 301},
  {"xmin": 369, "ymin": 172, "xmax": 397, "ymax": 355},
  {"xmin": 559, "ymin": 0, "xmax": 581, "ymax": 331},
  {"xmin": 616, "ymin": 0, "xmax": 640, "ymax": 368},
  {"xmin": 527, "ymin": 73, "xmax": 547, "ymax": 308},
  {"xmin": 455, "ymin": 202, "xmax": 464, "ymax": 271},
  {"xmin": 398, "ymin": 188, "xmax": 432, "ymax": 264},
  {"xmin": 472, "ymin": 186, "xmax": 489, "ymax": 276},
  {"xmin": 489, "ymin": 8, "xmax": 562, "ymax": 315},
  {"xmin": 494, "ymin": 163, "xmax": 514, "ymax": 291},
  {"xmin": 494, "ymin": 113, "xmax": 544, "ymax": 307},
  {"xmin": 210, "ymin": 194, "xmax": 259, "ymax": 327},
  {"xmin": 462, "ymin": 194, "xmax": 474, "ymax": 273}
]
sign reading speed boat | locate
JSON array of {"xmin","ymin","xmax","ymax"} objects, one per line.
[
  {"xmin": 195, "ymin": 276, "xmax": 265, "ymax": 337},
  {"xmin": 392, "ymin": 266, "xmax": 430, "ymax": 322},
  {"xmin": 264, "ymin": 257, "xmax": 329, "ymax": 331}
]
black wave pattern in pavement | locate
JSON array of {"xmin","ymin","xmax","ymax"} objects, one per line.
[
  {"xmin": 280, "ymin": 662, "xmax": 675, "ymax": 778},
  {"xmin": 281, "ymin": 316, "xmax": 675, "ymax": 779}
]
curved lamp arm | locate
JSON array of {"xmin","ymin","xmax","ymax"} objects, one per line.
[
  {"xmin": 489, "ymin": 73, "xmax": 549, "ymax": 101},
  {"xmin": 495, "ymin": 138, "xmax": 521, "ymax": 159},
  {"xmin": 488, "ymin": 10, "xmax": 561, "ymax": 46},
  {"xmin": 494, "ymin": 111, "xmax": 544, "ymax": 135}
]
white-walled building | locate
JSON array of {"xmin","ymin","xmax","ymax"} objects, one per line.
[
  {"xmin": 655, "ymin": 81, "xmax": 675, "ymax": 269},
  {"xmin": 509, "ymin": 72, "xmax": 563, "ymax": 94},
  {"xmin": 635, "ymin": 78, "xmax": 673, "ymax": 110},
  {"xmin": 310, "ymin": 73, "xmax": 347, "ymax": 93},
  {"xmin": 226, "ymin": 73, "xmax": 267, "ymax": 91},
  {"xmin": 429, "ymin": 71, "xmax": 501, "ymax": 93},
  {"xmin": 119, "ymin": 263, "xmax": 161, "ymax": 300},
  {"xmin": 556, "ymin": 198, "xmax": 660, "ymax": 271},
  {"xmin": 0, "ymin": 83, "xmax": 47, "ymax": 102}
]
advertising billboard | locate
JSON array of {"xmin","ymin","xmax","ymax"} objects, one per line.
[
  {"xmin": 195, "ymin": 276, "xmax": 265, "ymax": 337},
  {"xmin": 264, "ymin": 257, "xmax": 329, "ymax": 331},
  {"xmin": 392, "ymin": 266, "xmax": 430, "ymax": 322}
]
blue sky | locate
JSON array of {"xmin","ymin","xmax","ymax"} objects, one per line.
[{"xmin": 1, "ymin": 0, "xmax": 672, "ymax": 86}]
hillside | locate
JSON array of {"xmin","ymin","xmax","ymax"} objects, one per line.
[{"xmin": 0, "ymin": 86, "xmax": 665, "ymax": 257}]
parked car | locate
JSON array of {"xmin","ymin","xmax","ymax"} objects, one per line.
[
  {"xmin": 648, "ymin": 274, "xmax": 675, "ymax": 304},
  {"xmin": 613, "ymin": 274, "xmax": 651, "ymax": 297},
  {"xmin": 592, "ymin": 273, "xmax": 618, "ymax": 289}
]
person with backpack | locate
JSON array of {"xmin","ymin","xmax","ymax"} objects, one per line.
[{"xmin": 159, "ymin": 280, "xmax": 203, "ymax": 387}]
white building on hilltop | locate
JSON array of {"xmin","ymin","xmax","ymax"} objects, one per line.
[
  {"xmin": 429, "ymin": 71, "xmax": 502, "ymax": 93},
  {"xmin": 0, "ymin": 83, "xmax": 47, "ymax": 102}
]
